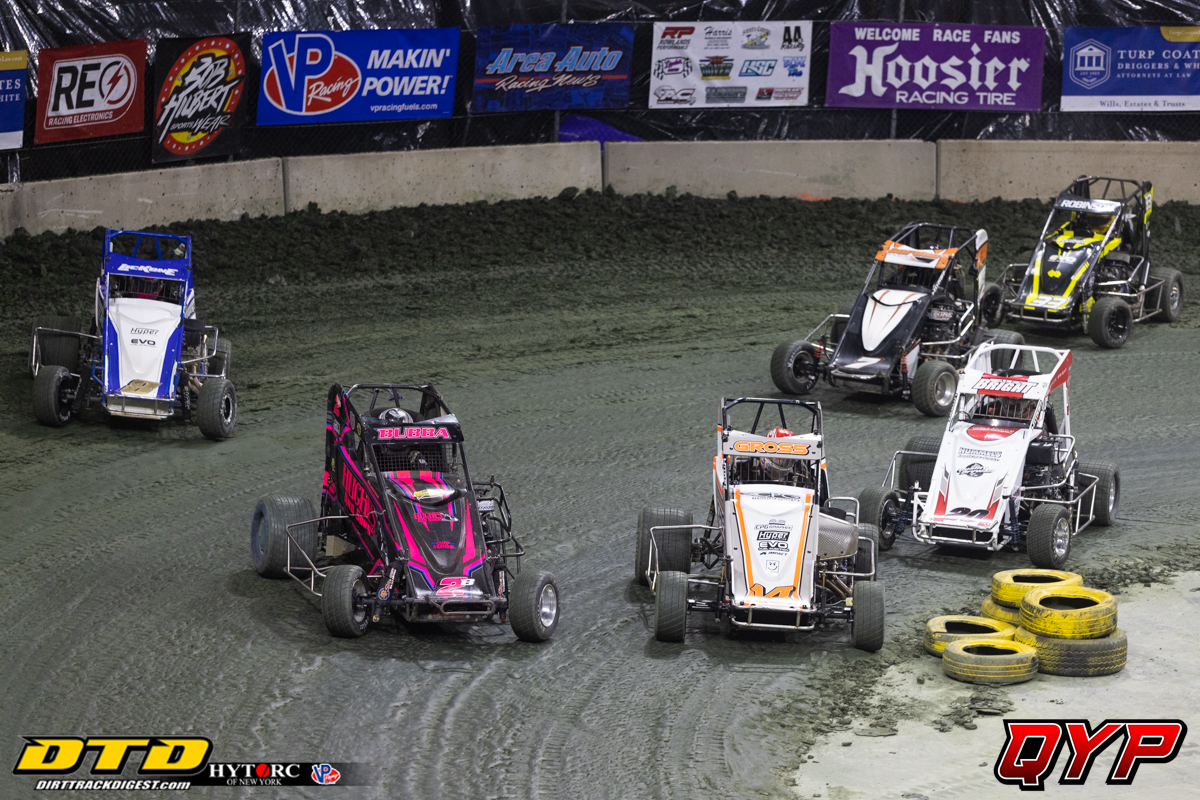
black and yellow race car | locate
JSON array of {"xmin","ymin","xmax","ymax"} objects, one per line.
[{"xmin": 986, "ymin": 176, "xmax": 1184, "ymax": 348}]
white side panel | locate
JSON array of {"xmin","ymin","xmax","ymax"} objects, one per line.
[
  {"xmin": 861, "ymin": 289, "xmax": 922, "ymax": 352},
  {"xmin": 108, "ymin": 298, "xmax": 179, "ymax": 395}
]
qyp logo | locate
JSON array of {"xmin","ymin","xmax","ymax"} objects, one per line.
[
  {"xmin": 14, "ymin": 736, "xmax": 213, "ymax": 776},
  {"xmin": 264, "ymin": 33, "xmax": 362, "ymax": 116},
  {"xmin": 1068, "ymin": 39, "xmax": 1111, "ymax": 89},
  {"xmin": 994, "ymin": 719, "xmax": 1186, "ymax": 790}
]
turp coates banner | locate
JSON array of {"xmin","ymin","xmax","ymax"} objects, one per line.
[
  {"xmin": 1062, "ymin": 27, "xmax": 1200, "ymax": 111},
  {"xmin": 0, "ymin": 51, "xmax": 27, "ymax": 151},
  {"xmin": 826, "ymin": 22, "xmax": 1045, "ymax": 111}
]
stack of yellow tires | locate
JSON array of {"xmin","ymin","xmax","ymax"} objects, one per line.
[{"xmin": 923, "ymin": 614, "xmax": 1035, "ymax": 686}]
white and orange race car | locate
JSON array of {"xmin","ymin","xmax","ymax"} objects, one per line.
[
  {"xmin": 858, "ymin": 343, "xmax": 1119, "ymax": 568},
  {"xmin": 635, "ymin": 397, "xmax": 885, "ymax": 650}
]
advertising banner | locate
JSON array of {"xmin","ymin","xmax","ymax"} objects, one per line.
[
  {"xmin": 826, "ymin": 22, "xmax": 1045, "ymax": 111},
  {"xmin": 257, "ymin": 28, "xmax": 458, "ymax": 125},
  {"xmin": 35, "ymin": 39, "xmax": 146, "ymax": 144},
  {"xmin": 0, "ymin": 51, "xmax": 27, "ymax": 151},
  {"xmin": 648, "ymin": 21, "xmax": 812, "ymax": 108},
  {"xmin": 1062, "ymin": 27, "xmax": 1200, "ymax": 111},
  {"xmin": 473, "ymin": 23, "xmax": 633, "ymax": 112},
  {"xmin": 153, "ymin": 35, "xmax": 251, "ymax": 163}
]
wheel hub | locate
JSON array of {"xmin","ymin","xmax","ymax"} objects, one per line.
[{"xmin": 538, "ymin": 584, "xmax": 558, "ymax": 627}]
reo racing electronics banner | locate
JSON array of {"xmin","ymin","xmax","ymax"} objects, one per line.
[
  {"xmin": 473, "ymin": 23, "xmax": 633, "ymax": 112},
  {"xmin": 826, "ymin": 22, "xmax": 1045, "ymax": 111},
  {"xmin": 34, "ymin": 39, "xmax": 147, "ymax": 144},
  {"xmin": 257, "ymin": 28, "xmax": 458, "ymax": 125},
  {"xmin": 0, "ymin": 51, "xmax": 27, "ymax": 151},
  {"xmin": 153, "ymin": 35, "xmax": 251, "ymax": 163},
  {"xmin": 649, "ymin": 22, "xmax": 812, "ymax": 108},
  {"xmin": 1062, "ymin": 27, "xmax": 1200, "ymax": 111}
]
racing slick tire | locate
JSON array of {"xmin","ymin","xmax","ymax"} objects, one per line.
[
  {"xmin": 33, "ymin": 365, "xmax": 73, "ymax": 427},
  {"xmin": 941, "ymin": 639, "xmax": 1038, "ymax": 686},
  {"xmin": 1027, "ymin": 504, "xmax": 1072, "ymax": 569},
  {"xmin": 991, "ymin": 569, "xmax": 1083, "ymax": 608},
  {"xmin": 1150, "ymin": 267, "xmax": 1184, "ymax": 322},
  {"xmin": 510, "ymin": 569, "xmax": 560, "ymax": 643},
  {"xmin": 979, "ymin": 284, "xmax": 1005, "ymax": 329},
  {"xmin": 653, "ymin": 570, "xmax": 689, "ymax": 643},
  {"xmin": 986, "ymin": 329, "xmax": 1026, "ymax": 371},
  {"xmin": 197, "ymin": 377, "xmax": 237, "ymax": 440},
  {"xmin": 980, "ymin": 598, "xmax": 1021, "ymax": 627},
  {"xmin": 1087, "ymin": 296, "xmax": 1132, "ymax": 349},
  {"xmin": 1020, "ymin": 586, "xmax": 1118, "ymax": 640},
  {"xmin": 636, "ymin": 507, "xmax": 693, "ymax": 586},
  {"xmin": 209, "ymin": 338, "xmax": 232, "ymax": 378},
  {"xmin": 1078, "ymin": 460, "xmax": 1120, "ymax": 527},
  {"xmin": 924, "ymin": 615, "xmax": 1016, "ymax": 656},
  {"xmin": 250, "ymin": 495, "xmax": 318, "ymax": 579},
  {"xmin": 322, "ymin": 565, "xmax": 370, "ymax": 638},
  {"xmin": 850, "ymin": 580, "xmax": 885, "ymax": 653},
  {"xmin": 30, "ymin": 315, "xmax": 80, "ymax": 377},
  {"xmin": 911, "ymin": 360, "xmax": 957, "ymax": 417},
  {"xmin": 771, "ymin": 340, "xmax": 819, "ymax": 395},
  {"xmin": 831, "ymin": 300, "xmax": 856, "ymax": 345},
  {"xmin": 1014, "ymin": 627, "xmax": 1127, "ymax": 677},
  {"xmin": 857, "ymin": 485, "xmax": 902, "ymax": 551},
  {"xmin": 854, "ymin": 525, "xmax": 879, "ymax": 579},
  {"xmin": 899, "ymin": 435, "xmax": 941, "ymax": 493}
]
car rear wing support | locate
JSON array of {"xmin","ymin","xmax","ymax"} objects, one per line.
[{"xmin": 29, "ymin": 326, "xmax": 100, "ymax": 379}]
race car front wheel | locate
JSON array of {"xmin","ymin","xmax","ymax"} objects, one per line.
[
  {"xmin": 323, "ymin": 565, "xmax": 370, "ymax": 638},
  {"xmin": 857, "ymin": 486, "xmax": 901, "ymax": 550},
  {"xmin": 653, "ymin": 571, "xmax": 688, "ymax": 643},
  {"xmin": 510, "ymin": 569, "xmax": 560, "ymax": 642},
  {"xmin": 33, "ymin": 366, "xmax": 73, "ymax": 428},
  {"xmin": 198, "ymin": 377, "xmax": 237, "ymax": 440},
  {"xmin": 770, "ymin": 340, "xmax": 819, "ymax": 395},
  {"xmin": 1078, "ymin": 460, "xmax": 1119, "ymax": 526},
  {"xmin": 850, "ymin": 581, "xmax": 885, "ymax": 653},
  {"xmin": 911, "ymin": 360, "xmax": 957, "ymax": 417},
  {"xmin": 978, "ymin": 284, "xmax": 1005, "ymax": 329},
  {"xmin": 1087, "ymin": 297, "xmax": 1132, "ymax": 349},
  {"xmin": 1150, "ymin": 268, "xmax": 1184, "ymax": 322},
  {"xmin": 1026, "ymin": 504, "xmax": 1072, "ymax": 569}
]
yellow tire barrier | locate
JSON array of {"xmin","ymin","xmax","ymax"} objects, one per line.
[
  {"xmin": 924, "ymin": 615, "xmax": 1016, "ymax": 656},
  {"xmin": 991, "ymin": 569, "xmax": 1083, "ymax": 608},
  {"xmin": 942, "ymin": 639, "xmax": 1039, "ymax": 686},
  {"xmin": 1020, "ymin": 586, "xmax": 1117, "ymax": 640},
  {"xmin": 981, "ymin": 597, "xmax": 1021, "ymax": 626},
  {"xmin": 1014, "ymin": 627, "xmax": 1127, "ymax": 677}
]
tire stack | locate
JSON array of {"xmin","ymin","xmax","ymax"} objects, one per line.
[{"xmin": 923, "ymin": 614, "xmax": 1037, "ymax": 686}]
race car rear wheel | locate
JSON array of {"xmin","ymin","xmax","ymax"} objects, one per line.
[
  {"xmin": 636, "ymin": 507, "xmax": 693, "ymax": 586},
  {"xmin": 1087, "ymin": 296, "xmax": 1132, "ymax": 349},
  {"xmin": 911, "ymin": 360, "xmax": 957, "ymax": 417},
  {"xmin": 30, "ymin": 315, "xmax": 80, "ymax": 377},
  {"xmin": 1150, "ymin": 267, "xmax": 1184, "ymax": 322},
  {"xmin": 32, "ymin": 365, "xmax": 73, "ymax": 427},
  {"xmin": 1078, "ymin": 460, "xmax": 1119, "ymax": 527},
  {"xmin": 653, "ymin": 571, "xmax": 688, "ymax": 643},
  {"xmin": 770, "ymin": 340, "xmax": 819, "ymax": 395},
  {"xmin": 209, "ymin": 338, "xmax": 232, "ymax": 377},
  {"xmin": 850, "ymin": 580, "xmax": 885, "ymax": 652},
  {"xmin": 322, "ymin": 565, "xmax": 370, "ymax": 638},
  {"xmin": 510, "ymin": 569, "xmax": 560, "ymax": 642},
  {"xmin": 197, "ymin": 377, "xmax": 237, "ymax": 440},
  {"xmin": 1027, "ymin": 504, "xmax": 1072, "ymax": 569},
  {"xmin": 251, "ymin": 495, "xmax": 318, "ymax": 578},
  {"xmin": 979, "ymin": 284, "xmax": 1004, "ymax": 329},
  {"xmin": 857, "ymin": 485, "xmax": 901, "ymax": 550},
  {"xmin": 899, "ymin": 435, "xmax": 941, "ymax": 493}
]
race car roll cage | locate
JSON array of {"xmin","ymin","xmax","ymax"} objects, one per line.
[
  {"xmin": 278, "ymin": 384, "xmax": 526, "ymax": 624},
  {"xmin": 645, "ymin": 398, "xmax": 874, "ymax": 632}
]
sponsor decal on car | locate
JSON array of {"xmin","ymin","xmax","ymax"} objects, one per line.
[
  {"xmin": 959, "ymin": 445, "xmax": 1004, "ymax": 461},
  {"xmin": 966, "ymin": 425, "xmax": 1021, "ymax": 442},
  {"xmin": 415, "ymin": 511, "xmax": 445, "ymax": 522},
  {"xmin": 378, "ymin": 426, "xmax": 451, "ymax": 439},
  {"xmin": 116, "ymin": 263, "xmax": 179, "ymax": 276},
  {"xmin": 957, "ymin": 462, "xmax": 993, "ymax": 477},
  {"xmin": 975, "ymin": 377, "xmax": 1034, "ymax": 396},
  {"xmin": 733, "ymin": 440, "xmax": 810, "ymax": 455},
  {"xmin": 120, "ymin": 379, "xmax": 159, "ymax": 394},
  {"xmin": 994, "ymin": 720, "xmax": 1186, "ymax": 789}
]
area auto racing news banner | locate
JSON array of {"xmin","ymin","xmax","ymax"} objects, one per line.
[
  {"xmin": 649, "ymin": 21, "xmax": 812, "ymax": 108},
  {"xmin": 826, "ymin": 22, "xmax": 1045, "ymax": 111},
  {"xmin": 35, "ymin": 39, "xmax": 146, "ymax": 144},
  {"xmin": 153, "ymin": 34, "xmax": 252, "ymax": 163}
]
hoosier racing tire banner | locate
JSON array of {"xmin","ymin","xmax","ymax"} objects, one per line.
[
  {"xmin": 153, "ymin": 34, "xmax": 251, "ymax": 164},
  {"xmin": 35, "ymin": 39, "xmax": 147, "ymax": 144}
]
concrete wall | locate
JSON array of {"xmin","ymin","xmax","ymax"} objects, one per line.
[
  {"xmin": 284, "ymin": 141, "xmax": 603, "ymax": 214},
  {"xmin": 938, "ymin": 140, "xmax": 1200, "ymax": 203},
  {"xmin": 605, "ymin": 140, "xmax": 938, "ymax": 200}
]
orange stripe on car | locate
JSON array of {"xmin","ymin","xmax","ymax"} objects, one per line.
[
  {"xmin": 790, "ymin": 495, "xmax": 813, "ymax": 595},
  {"xmin": 735, "ymin": 488, "xmax": 754, "ymax": 590}
]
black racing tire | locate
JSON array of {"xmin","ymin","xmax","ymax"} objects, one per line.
[
  {"xmin": 1027, "ymin": 504, "xmax": 1072, "ymax": 569},
  {"xmin": 30, "ymin": 315, "xmax": 79, "ymax": 376},
  {"xmin": 980, "ymin": 598, "xmax": 1021, "ymax": 627},
  {"xmin": 33, "ymin": 365, "xmax": 73, "ymax": 427},
  {"xmin": 1020, "ymin": 586, "xmax": 1118, "ymax": 640},
  {"xmin": 509, "ymin": 569, "xmax": 560, "ymax": 642},
  {"xmin": 653, "ymin": 570, "xmax": 689, "ymax": 643},
  {"xmin": 924, "ymin": 615, "xmax": 1016, "ymax": 656},
  {"xmin": 942, "ymin": 639, "xmax": 1038, "ymax": 686},
  {"xmin": 197, "ymin": 377, "xmax": 237, "ymax": 440},
  {"xmin": 1014, "ymin": 627, "xmax": 1127, "ymax": 677},
  {"xmin": 1088, "ymin": 296, "xmax": 1132, "ymax": 349},
  {"xmin": 991, "ymin": 569, "xmax": 1083, "ymax": 608},
  {"xmin": 636, "ymin": 507, "xmax": 692, "ymax": 586},
  {"xmin": 209, "ymin": 338, "xmax": 232, "ymax": 378},
  {"xmin": 1079, "ymin": 460, "xmax": 1119, "ymax": 527},
  {"xmin": 322, "ymin": 565, "xmax": 370, "ymax": 638},
  {"xmin": 987, "ymin": 329, "xmax": 1026, "ymax": 371},
  {"xmin": 771, "ymin": 340, "xmax": 819, "ymax": 395},
  {"xmin": 250, "ymin": 495, "xmax": 318, "ymax": 578},
  {"xmin": 853, "ymin": 533, "xmax": 877, "ymax": 581},
  {"xmin": 911, "ymin": 360, "xmax": 958, "ymax": 417},
  {"xmin": 979, "ymin": 283, "xmax": 1005, "ymax": 329},
  {"xmin": 1150, "ymin": 267, "xmax": 1184, "ymax": 322},
  {"xmin": 831, "ymin": 300, "xmax": 856, "ymax": 345},
  {"xmin": 858, "ymin": 485, "xmax": 902, "ymax": 550},
  {"xmin": 850, "ymin": 580, "xmax": 885, "ymax": 652},
  {"xmin": 899, "ymin": 435, "xmax": 941, "ymax": 493}
]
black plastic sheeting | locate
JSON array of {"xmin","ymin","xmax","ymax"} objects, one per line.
[{"xmin": 2, "ymin": 0, "xmax": 1200, "ymax": 183}]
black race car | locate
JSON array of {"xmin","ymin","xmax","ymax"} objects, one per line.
[
  {"xmin": 771, "ymin": 222, "xmax": 1020, "ymax": 417},
  {"xmin": 250, "ymin": 383, "xmax": 559, "ymax": 642},
  {"xmin": 987, "ymin": 176, "xmax": 1185, "ymax": 348}
]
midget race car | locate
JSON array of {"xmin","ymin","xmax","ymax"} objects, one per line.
[
  {"xmin": 772, "ymin": 222, "xmax": 1021, "ymax": 417},
  {"xmin": 635, "ymin": 398, "xmax": 884, "ymax": 650},
  {"xmin": 858, "ymin": 343, "xmax": 1119, "ymax": 569},
  {"xmin": 28, "ymin": 229, "xmax": 236, "ymax": 440},
  {"xmin": 250, "ymin": 383, "xmax": 559, "ymax": 642},
  {"xmin": 987, "ymin": 175, "xmax": 1185, "ymax": 348}
]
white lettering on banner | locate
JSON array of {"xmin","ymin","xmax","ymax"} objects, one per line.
[
  {"xmin": 853, "ymin": 27, "xmax": 922, "ymax": 42},
  {"xmin": 839, "ymin": 42, "xmax": 1028, "ymax": 98},
  {"xmin": 366, "ymin": 49, "xmax": 452, "ymax": 70}
]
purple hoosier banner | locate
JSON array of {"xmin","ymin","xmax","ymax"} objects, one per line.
[{"xmin": 826, "ymin": 22, "xmax": 1045, "ymax": 111}]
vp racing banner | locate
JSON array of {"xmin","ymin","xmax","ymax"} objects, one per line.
[
  {"xmin": 153, "ymin": 35, "xmax": 251, "ymax": 164},
  {"xmin": 1062, "ymin": 27, "xmax": 1200, "ymax": 111},
  {"xmin": 257, "ymin": 28, "xmax": 458, "ymax": 125},
  {"xmin": 473, "ymin": 24, "xmax": 633, "ymax": 112},
  {"xmin": 34, "ymin": 39, "xmax": 147, "ymax": 144},
  {"xmin": 649, "ymin": 22, "xmax": 812, "ymax": 108},
  {"xmin": 0, "ymin": 51, "xmax": 27, "ymax": 151},
  {"xmin": 826, "ymin": 22, "xmax": 1045, "ymax": 111}
]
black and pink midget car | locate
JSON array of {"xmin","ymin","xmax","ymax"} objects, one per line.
[{"xmin": 250, "ymin": 383, "xmax": 559, "ymax": 642}]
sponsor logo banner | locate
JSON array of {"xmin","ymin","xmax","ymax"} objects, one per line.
[
  {"xmin": 651, "ymin": 21, "xmax": 811, "ymax": 108},
  {"xmin": 257, "ymin": 28, "xmax": 458, "ymax": 125},
  {"xmin": 0, "ymin": 51, "xmax": 27, "ymax": 151},
  {"xmin": 1062, "ymin": 27, "xmax": 1200, "ymax": 111},
  {"xmin": 473, "ymin": 23, "xmax": 633, "ymax": 111},
  {"xmin": 35, "ymin": 40, "xmax": 146, "ymax": 144},
  {"xmin": 153, "ymin": 35, "xmax": 251, "ymax": 163},
  {"xmin": 826, "ymin": 22, "xmax": 1045, "ymax": 111}
]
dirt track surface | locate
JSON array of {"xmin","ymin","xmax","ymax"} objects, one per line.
[{"xmin": 1, "ymin": 194, "xmax": 1199, "ymax": 799}]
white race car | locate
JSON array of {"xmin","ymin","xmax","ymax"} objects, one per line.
[
  {"xmin": 636, "ymin": 398, "xmax": 884, "ymax": 651},
  {"xmin": 859, "ymin": 343, "xmax": 1119, "ymax": 568}
]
